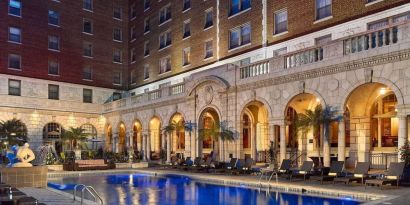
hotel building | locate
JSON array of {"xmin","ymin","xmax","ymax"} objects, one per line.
[{"xmin": 1, "ymin": 0, "xmax": 410, "ymax": 167}]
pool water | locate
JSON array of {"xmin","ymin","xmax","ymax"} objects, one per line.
[{"xmin": 48, "ymin": 174, "xmax": 361, "ymax": 205}]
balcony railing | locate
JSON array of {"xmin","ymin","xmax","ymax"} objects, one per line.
[
  {"xmin": 170, "ymin": 83, "xmax": 185, "ymax": 95},
  {"xmin": 239, "ymin": 60, "xmax": 270, "ymax": 79},
  {"xmin": 149, "ymin": 90, "xmax": 161, "ymax": 100},
  {"xmin": 285, "ymin": 47, "xmax": 324, "ymax": 69}
]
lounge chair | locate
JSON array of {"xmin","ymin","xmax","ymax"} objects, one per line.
[
  {"xmin": 333, "ymin": 162, "xmax": 370, "ymax": 185},
  {"xmin": 365, "ymin": 162, "xmax": 405, "ymax": 189},
  {"xmin": 257, "ymin": 159, "xmax": 292, "ymax": 183},
  {"xmin": 231, "ymin": 159, "xmax": 246, "ymax": 175},
  {"xmin": 277, "ymin": 159, "xmax": 292, "ymax": 175},
  {"xmin": 210, "ymin": 158, "xmax": 238, "ymax": 173},
  {"xmin": 286, "ymin": 161, "xmax": 314, "ymax": 181},
  {"xmin": 173, "ymin": 157, "xmax": 191, "ymax": 169},
  {"xmin": 309, "ymin": 161, "xmax": 344, "ymax": 184}
]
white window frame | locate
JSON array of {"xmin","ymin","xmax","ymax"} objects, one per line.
[
  {"xmin": 159, "ymin": 56, "xmax": 171, "ymax": 74},
  {"xmin": 48, "ymin": 60, "xmax": 60, "ymax": 76},
  {"xmin": 48, "ymin": 35, "xmax": 60, "ymax": 51},
  {"xmin": 274, "ymin": 9, "xmax": 288, "ymax": 35},
  {"xmin": 8, "ymin": 27, "xmax": 21, "ymax": 44}
]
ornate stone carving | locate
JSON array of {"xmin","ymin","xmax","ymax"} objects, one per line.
[
  {"xmin": 204, "ymin": 86, "xmax": 214, "ymax": 105},
  {"xmin": 327, "ymin": 79, "xmax": 339, "ymax": 91},
  {"xmin": 272, "ymin": 89, "xmax": 281, "ymax": 100}
]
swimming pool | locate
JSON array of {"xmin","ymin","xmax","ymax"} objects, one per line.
[{"xmin": 48, "ymin": 173, "xmax": 361, "ymax": 205}]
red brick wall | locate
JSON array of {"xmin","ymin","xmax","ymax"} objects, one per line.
[{"xmin": 0, "ymin": 0, "xmax": 129, "ymax": 89}]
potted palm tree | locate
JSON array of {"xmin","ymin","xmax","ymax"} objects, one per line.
[
  {"xmin": 400, "ymin": 140, "xmax": 410, "ymax": 186},
  {"xmin": 61, "ymin": 127, "xmax": 88, "ymax": 159},
  {"xmin": 297, "ymin": 105, "xmax": 342, "ymax": 167},
  {"xmin": 198, "ymin": 121, "xmax": 235, "ymax": 161},
  {"xmin": 0, "ymin": 118, "xmax": 28, "ymax": 146}
]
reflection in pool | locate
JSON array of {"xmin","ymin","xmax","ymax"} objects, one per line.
[{"xmin": 48, "ymin": 174, "xmax": 361, "ymax": 205}]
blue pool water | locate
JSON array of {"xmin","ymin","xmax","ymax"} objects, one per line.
[{"xmin": 48, "ymin": 174, "xmax": 361, "ymax": 205}]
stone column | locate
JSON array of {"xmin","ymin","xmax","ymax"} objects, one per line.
[
  {"xmin": 323, "ymin": 124, "xmax": 331, "ymax": 167},
  {"xmin": 142, "ymin": 134, "xmax": 147, "ymax": 161},
  {"xmin": 338, "ymin": 119, "xmax": 346, "ymax": 162},
  {"xmin": 377, "ymin": 118, "xmax": 382, "ymax": 148},
  {"xmin": 398, "ymin": 116, "xmax": 408, "ymax": 161},
  {"xmin": 166, "ymin": 132, "xmax": 171, "ymax": 163},
  {"xmin": 280, "ymin": 125, "xmax": 286, "ymax": 163},
  {"xmin": 252, "ymin": 123, "xmax": 257, "ymax": 161},
  {"xmin": 146, "ymin": 133, "xmax": 151, "ymax": 161}
]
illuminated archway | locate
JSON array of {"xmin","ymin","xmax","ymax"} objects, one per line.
[
  {"xmin": 240, "ymin": 101, "xmax": 269, "ymax": 162},
  {"xmin": 105, "ymin": 124, "xmax": 113, "ymax": 152},
  {"xmin": 169, "ymin": 113, "xmax": 185, "ymax": 155},
  {"xmin": 198, "ymin": 107, "xmax": 220, "ymax": 158},
  {"xmin": 133, "ymin": 120, "xmax": 142, "ymax": 152},
  {"xmin": 43, "ymin": 122, "xmax": 65, "ymax": 153},
  {"xmin": 149, "ymin": 117, "xmax": 162, "ymax": 158},
  {"xmin": 118, "ymin": 122, "xmax": 126, "ymax": 153}
]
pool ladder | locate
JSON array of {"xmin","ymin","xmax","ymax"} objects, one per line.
[{"xmin": 73, "ymin": 184, "xmax": 103, "ymax": 205}]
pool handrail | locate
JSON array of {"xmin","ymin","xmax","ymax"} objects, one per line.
[
  {"xmin": 81, "ymin": 185, "xmax": 103, "ymax": 205},
  {"xmin": 73, "ymin": 184, "xmax": 86, "ymax": 201}
]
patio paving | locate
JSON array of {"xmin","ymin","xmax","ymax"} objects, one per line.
[{"xmin": 19, "ymin": 187, "xmax": 97, "ymax": 205}]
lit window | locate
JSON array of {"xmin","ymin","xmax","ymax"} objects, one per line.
[
  {"xmin": 159, "ymin": 31, "xmax": 172, "ymax": 49},
  {"xmin": 48, "ymin": 84, "xmax": 59, "ymax": 100},
  {"xmin": 8, "ymin": 79, "xmax": 21, "ymax": 96},
  {"xmin": 316, "ymin": 0, "xmax": 332, "ymax": 20},
  {"xmin": 159, "ymin": 5, "xmax": 172, "ymax": 24},
  {"xmin": 113, "ymin": 49, "xmax": 122, "ymax": 63},
  {"xmin": 48, "ymin": 10, "xmax": 60, "ymax": 26},
  {"xmin": 183, "ymin": 47, "xmax": 190, "ymax": 66},
  {"xmin": 83, "ymin": 19, "xmax": 93, "ymax": 34},
  {"xmin": 159, "ymin": 56, "xmax": 171, "ymax": 74},
  {"xmin": 113, "ymin": 28, "xmax": 122, "ymax": 41},
  {"xmin": 83, "ymin": 66, "xmax": 92, "ymax": 80},
  {"xmin": 8, "ymin": 27, "xmax": 21, "ymax": 43},
  {"xmin": 144, "ymin": 64, "xmax": 150, "ymax": 80},
  {"xmin": 229, "ymin": 24, "xmax": 251, "ymax": 49},
  {"xmin": 144, "ymin": 18, "xmax": 150, "ymax": 33},
  {"xmin": 183, "ymin": 0, "xmax": 190, "ymax": 11},
  {"xmin": 113, "ymin": 71, "xmax": 122, "ymax": 84},
  {"xmin": 204, "ymin": 40, "xmax": 213, "ymax": 59},
  {"xmin": 8, "ymin": 54, "xmax": 21, "ymax": 70},
  {"xmin": 113, "ymin": 5, "xmax": 122, "ymax": 19},
  {"xmin": 83, "ymin": 0, "xmax": 93, "ymax": 11},
  {"xmin": 48, "ymin": 36, "xmax": 60, "ymax": 51},
  {"xmin": 274, "ymin": 10, "xmax": 287, "ymax": 34},
  {"xmin": 83, "ymin": 89, "xmax": 92, "ymax": 103},
  {"xmin": 144, "ymin": 41, "xmax": 150, "ymax": 56},
  {"xmin": 48, "ymin": 61, "xmax": 59, "ymax": 75},
  {"xmin": 230, "ymin": 0, "xmax": 251, "ymax": 16},
  {"xmin": 83, "ymin": 42, "xmax": 93, "ymax": 57},
  {"xmin": 204, "ymin": 9, "xmax": 213, "ymax": 29},
  {"xmin": 183, "ymin": 20, "xmax": 191, "ymax": 38},
  {"xmin": 9, "ymin": 0, "xmax": 21, "ymax": 17}
]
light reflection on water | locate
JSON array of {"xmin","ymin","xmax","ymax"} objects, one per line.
[{"xmin": 48, "ymin": 174, "xmax": 361, "ymax": 205}]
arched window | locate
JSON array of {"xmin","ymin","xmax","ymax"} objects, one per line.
[
  {"xmin": 43, "ymin": 123, "xmax": 64, "ymax": 140},
  {"xmin": 81, "ymin": 124, "xmax": 97, "ymax": 139}
]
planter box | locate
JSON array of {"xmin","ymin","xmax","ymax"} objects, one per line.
[
  {"xmin": 47, "ymin": 165, "xmax": 63, "ymax": 171},
  {"xmin": 115, "ymin": 162, "xmax": 149, "ymax": 169},
  {"xmin": 0, "ymin": 166, "xmax": 47, "ymax": 188}
]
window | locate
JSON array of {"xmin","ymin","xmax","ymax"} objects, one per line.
[
  {"xmin": 48, "ymin": 84, "xmax": 59, "ymax": 100},
  {"xmin": 9, "ymin": 0, "xmax": 21, "ymax": 17},
  {"xmin": 204, "ymin": 40, "xmax": 213, "ymax": 59},
  {"xmin": 83, "ymin": 0, "xmax": 93, "ymax": 11},
  {"xmin": 83, "ymin": 42, "xmax": 93, "ymax": 57},
  {"xmin": 204, "ymin": 9, "xmax": 213, "ymax": 29},
  {"xmin": 368, "ymin": 19, "xmax": 388, "ymax": 30},
  {"xmin": 130, "ymin": 3, "xmax": 137, "ymax": 19},
  {"xmin": 131, "ymin": 26, "xmax": 136, "ymax": 40},
  {"xmin": 229, "ymin": 24, "xmax": 251, "ymax": 49},
  {"xmin": 83, "ymin": 66, "xmax": 92, "ymax": 80},
  {"xmin": 144, "ymin": 41, "xmax": 150, "ymax": 56},
  {"xmin": 48, "ymin": 61, "xmax": 59, "ymax": 75},
  {"xmin": 83, "ymin": 89, "xmax": 92, "ymax": 103},
  {"xmin": 183, "ymin": 20, "xmax": 191, "ymax": 38},
  {"xmin": 113, "ymin": 71, "xmax": 122, "ymax": 84},
  {"xmin": 183, "ymin": 48, "xmax": 190, "ymax": 66},
  {"xmin": 159, "ymin": 31, "xmax": 172, "ymax": 49},
  {"xmin": 83, "ymin": 19, "xmax": 93, "ymax": 34},
  {"xmin": 316, "ymin": 0, "xmax": 332, "ymax": 20},
  {"xmin": 230, "ymin": 0, "xmax": 251, "ymax": 16},
  {"xmin": 113, "ymin": 49, "xmax": 122, "ymax": 63},
  {"xmin": 48, "ymin": 36, "xmax": 60, "ymax": 51},
  {"xmin": 130, "ymin": 48, "xmax": 136, "ymax": 63},
  {"xmin": 144, "ymin": 64, "xmax": 150, "ymax": 79},
  {"xmin": 144, "ymin": 0, "xmax": 150, "ymax": 11},
  {"xmin": 274, "ymin": 10, "xmax": 287, "ymax": 34},
  {"xmin": 183, "ymin": 0, "xmax": 191, "ymax": 11},
  {"xmin": 8, "ymin": 27, "xmax": 21, "ymax": 43},
  {"xmin": 81, "ymin": 124, "xmax": 97, "ymax": 139},
  {"xmin": 113, "ymin": 5, "xmax": 122, "ymax": 19},
  {"xmin": 48, "ymin": 10, "xmax": 60, "ymax": 26},
  {"xmin": 113, "ymin": 28, "xmax": 122, "ymax": 41},
  {"xmin": 8, "ymin": 54, "xmax": 21, "ymax": 70},
  {"xmin": 8, "ymin": 79, "xmax": 21, "ymax": 96},
  {"xmin": 144, "ymin": 18, "xmax": 150, "ymax": 33},
  {"xmin": 159, "ymin": 5, "xmax": 172, "ymax": 24},
  {"xmin": 159, "ymin": 56, "xmax": 171, "ymax": 74}
]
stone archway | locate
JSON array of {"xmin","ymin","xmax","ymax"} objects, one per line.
[
  {"xmin": 344, "ymin": 82, "xmax": 405, "ymax": 163},
  {"xmin": 240, "ymin": 101, "xmax": 269, "ymax": 162},
  {"xmin": 43, "ymin": 122, "xmax": 65, "ymax": 154},
  {"xmin": 198, "ymin": 107, "xmax": 220, "ymax": 159},
  {"xmin": 118, "ymin": 122, "xmax": 126, "ymax": 153},
  {"xmin": 132, "ymin": 120, "xmax": 142, "ymax": 153},
  {"xmin": 149, "ymin": 116, "xmax": 162, "ymax": 159},
  {"xmin": 169, "ymin": 113, "xmax": 185, "ymax": 156},
  {"xmin": 105, "ymin": 124, "xmax": 112, "ymax": 152}
]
